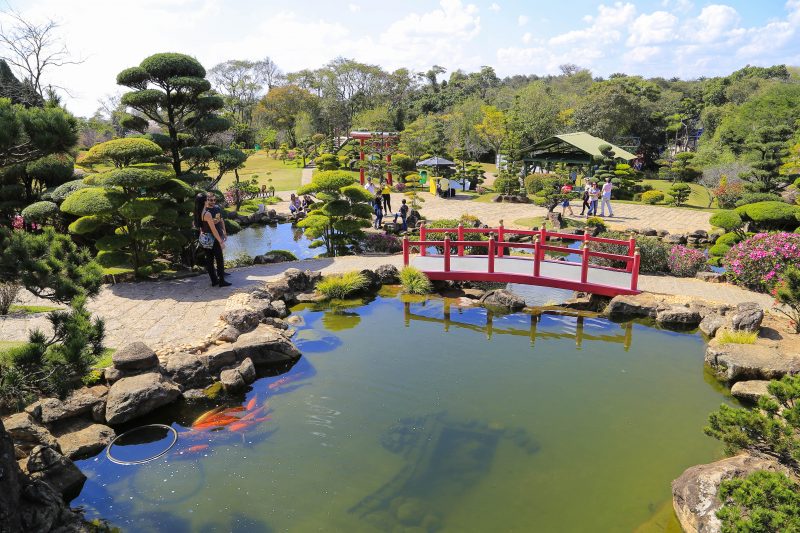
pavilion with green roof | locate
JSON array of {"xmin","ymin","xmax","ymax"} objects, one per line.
[{"xmin": 522, "ymin": 132, "xmax": 637, "ymax": 176}]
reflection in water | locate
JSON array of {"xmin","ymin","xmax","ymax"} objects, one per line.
[
  {"xmin": 403, "ymin": 300, "xmax": 633, "ymax": 350},
  {"xmin": 224, "ymin": 222, "xmax": 324, "ymax": 259}
]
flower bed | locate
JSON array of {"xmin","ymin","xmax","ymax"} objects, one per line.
[{"xmin": 723, "ymin": 232, "xmax": 800, "ymax": 291}]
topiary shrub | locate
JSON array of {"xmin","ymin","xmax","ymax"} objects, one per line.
[
  {"xmin": 773, "ymin": 265, "xmax": 800, "ymax": 333},
  {"xmin": 49, "ymin": 179, "xmax": 89, "ymax": 204},
  {"xmin": 399, "ymin": 266, "xmax": 432, "ymax": 294},
  {"xmin": 493, "ymin": 176, "xmax": 520, "ymax": 195},
  {"xmin": 61, "ymin": 187, "xmax": 124, "ymax": 217},
  {"xmin": 723, "ymin": 232, "xmax": 800, "ymax": 291},
  {"xmin": 585, "ymin": 217, "xmax": 607, "ymax": 230},
  {"xmin": 669, "ymin": 183, "xmax": 691, "ymax": 206},
  {"xmin": 21, "ymin": 201, "xmax": 59, "ymax": 224},
  {"xmin": 709, "ymin": 211, "xmax": 744, "ymax": 236},
  {"xmin": 316, "ymin": 271, "xmax": 369, "ymax": 299},
  {"xmin": 314, "ymin": 153, "xmax": 340, "ymax": 171},
  {"xmin": 223, "ymin": 219, "xmax": 242, "ymax": 234},
  {"xmin": 636, "ymin": 237, "xmax": 670, "ymax": 273},
  {"xmin": 363, "ymin": 233, "xmax": 402, "ymax": 253},
  {"xmin": 26, "ymin": 153, "xmax": 75, "ymax": 187},
  {"xmin": 735, "ymin": 201, "xmax": 800, "ymax": 231},
  {"xmin": 667, "ymin": 245, "xmax": 707, "ymax": 277},
  {"xmin": 523, "ymin": 174, "xmax": 559, "ymax": 195},
  {"xmin": 641, "ymin": 190, "xmax": 665, "ymax": 204},
  {"xmin": 734, "ymin": 192, "xmax": 782, "ymax": 207}
]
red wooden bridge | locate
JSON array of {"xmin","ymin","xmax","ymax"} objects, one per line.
[{"xmin": 402, "ymin": 225, "xmax": 641, "ymax": 297}]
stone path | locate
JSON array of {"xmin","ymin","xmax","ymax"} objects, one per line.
[{"xmin": 1, "ymin": 255, "xmax": 774, "ymax": 350}]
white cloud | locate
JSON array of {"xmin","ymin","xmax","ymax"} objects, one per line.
[
  {"xmin": 687, "ymin": 4, "xmax": 740, "ymax": 43},
  {"xmin": 660, "ymin": 0, "xmax": 694, "ymax": 12},
  {"xmin": 348, "ymin": 3, "xmax": 360, "ymax": 12},
  {"xmin": 549, "ymin": 3, "xmax": 637, "ymax": 46},
  {"xmin": 626, "ymin": 11, "xmax": 678, "ymax": 46},
  {"xmin": 518, "ymin": 15, "xmax": 529, "ymax": 26},
  {"xmin": 522, "ymin": 32, "xmax": 532, "ymax": 44},
  {"xmin": 626, "ymin": 46, "xmax": 661, "ymax": 63},
  {"xmin": 489, "ymin": 2, "xmax": 500, "ymax": 12}
]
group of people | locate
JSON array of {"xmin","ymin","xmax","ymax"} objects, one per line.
[
  {"xmin": 365, "ymin": 177, "xmax": 409, "ymax": 230},
  {"xmin": 288, "ymin": 193, "xmax": 314, "ymax": 215},
  {"xmin": 560, "ymin": 177, "xmax": 615, "ymax": 218}
]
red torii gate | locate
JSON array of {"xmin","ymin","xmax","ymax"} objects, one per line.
[{"xmin": 350, "ymin": 131, "xmax": 399, "ymax": 185}]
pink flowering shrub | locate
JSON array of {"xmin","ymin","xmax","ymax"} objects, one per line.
[
  {"xmin": 668, "ymin": 245, "xmax": 707, "ymax": 277},
  {"xmin": 363, "ymin": 233, "xmax": 402, "ymax": 253},
  {"xmin": 12, "ymin": 215, "xmax": 24, "ymax": 230},
  {"xmin": 723, "ymin": 232, "xmax": 800, "ymax": 291}
]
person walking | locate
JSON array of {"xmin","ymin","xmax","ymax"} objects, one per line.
[
  {"xmin": 381, "ymin": 181, "xmax": 392, "ymax": 213},
  {"xmin": 394, "ymin": 199, "xmax": 409, "ymax": 231},
  {"xmin": 195, "ymin": 193, "xmax": 230, "ymax": 287},
  {"xmin": 588, "ymin": 181, "xmax": 600, "ymax": 216},
  {"xmin": 600, "ymin": 178, "xmax": 614, "ymax": 217},
  {"xmin": 373, "ymin": 193, "xmax": 383, "ymax": 229},
  {"xmin": 560, "ymin": 183, "xmax": 575, "ymax": 216},
  {"xmin": 364, "ymin": 177, "xmax": 376, "ymax": 196},
  {"xmin": 579, "ymin": 187, "xmax": 590, "ymax": 216}
]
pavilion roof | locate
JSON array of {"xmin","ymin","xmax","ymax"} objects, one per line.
[{"xmin": 525, "ymin": 132, "xmax": 637, "ymax": 162}]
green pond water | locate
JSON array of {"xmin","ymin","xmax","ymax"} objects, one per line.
[{"xmin": 74, "ymin": 292, "xmax": 732, "ymax": 532}]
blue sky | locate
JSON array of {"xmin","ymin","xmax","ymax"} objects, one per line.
[{"xmin": 2, "ymin": 0, "xmax": 799, "ymax": 116}]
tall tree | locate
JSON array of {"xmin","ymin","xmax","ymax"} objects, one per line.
[{"xmin": 116, "ymin": 53, "xmax": 229, "ymax": 176}]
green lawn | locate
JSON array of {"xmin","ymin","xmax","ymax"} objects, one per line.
[
  {"xmin": 8, "ymin": 304, "xmax": 61, "ymax": 315},
  {"xmin": 0, "ymin": 340, "xmax": 25, "ymax": 363},
  {"xmin": 217, "ymin": 151, "xmax": 303, "ymax": 191},
  {"xmin": 641, "ymin": 179, "xmax": 714, "ymax": 209}
]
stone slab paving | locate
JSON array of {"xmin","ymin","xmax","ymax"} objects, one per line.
[{"xmin": 1, "ymin": 254, "xmax": 774, "ymax": 350}]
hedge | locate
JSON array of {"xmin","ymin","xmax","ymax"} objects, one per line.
[
  {"xmin": 735, "ymin": 201, "xmax": 800, "ymax": 230},
  {"xmin": 641, "ymin": 190, "xmax": 664, "ymax": 204},
  {"xmin": 61, "ymin": 187, "xmax": 123, "ymax": 217}
]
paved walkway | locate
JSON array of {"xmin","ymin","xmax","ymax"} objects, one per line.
[{"xmin": 0, "ymin": 255, "xmax": 774, "ymax": 350}]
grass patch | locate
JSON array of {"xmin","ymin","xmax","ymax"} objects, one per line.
[
  {"xmin": 717, "ymin": 330, "xmax": 758, "ymax": 345},
  {"xmin": 641, "ymin": 179, "xmax": 713, "ymax": 209},
  {"xmin": 83, "ymin": 348, "xmax": 116, "ymax": 386},
  {"xmin": 512, "ymin": 216, "xmax": 546, "ymax": 228},
  {"xmin": 216, "ymin": 151, "xmax": 303, "ymax": 191},
  {"xmin": 102, "ymin": 266, "xmax": 135, "ymax": 276},
  {"xmin": 317, "ymin": 271, "xmax": 369, "ymax": 299},
  {"xmin": 399, "ymin": 266, "xmax": 433, "ymax": 294},
  {"xmin": 238, "ymin": 196, "xmax": 283, "ymax": 214},
  {"xmin": 8, "ymin": 304, "xmax": 60, "ymax": 314},
  {"xmin": 472, "ymin": 193, "xmax": 499, "ymax": 203},
  {"xmin": 0, "ymin": 340, "xmax": 25, "ymax": 362}
]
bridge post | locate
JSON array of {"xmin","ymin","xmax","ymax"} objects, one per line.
[
  {"xmin": 580, "ymin": 242, "xmax": 590, "ymax": 283},
  {"xmin": 457, "ymin": 224, "xmax": 464, "ymax": 256},
  {"xmin": 359, "ymin": 138, "xmax": 365, "ymax": 185},
  {"xmin": 498, "ymin": 221, "xmax": 505, "ymax": 258},
  {"xmin": 488, "ymin": 237, "xmax": 495, "ymax": 273},
  {"xmin": 444, "ymin": 237, "xmax": 451, "ymax": 272},
  {"xmin": 627, "ymin": 237, "xmax": 636, "ymax": 272},
  {"xmin": 420, "ymin": 223, "xmax": 426, "ymax": 257},
  {"xmin": 403, "ymin": 237, "xmax": 410, "ymax": 266},
  {"xmin": 631, "ymin": 249, "xmax": 641, "ymax": 291},
  {"xmin": 539, "ymin": 226, "xmax": 547, "ymax": 251},
  {"xmin": 533, "ymin": 236, "xmax": 541, "ymax": 277}
]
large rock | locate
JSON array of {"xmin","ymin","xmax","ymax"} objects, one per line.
[
  {"xmin": 699, "ymin": 314, "xmax": 726, "ymax": 338},
  {"xmin": 656, "ymin": 306, "xmax": 702, "ymax": 328},
  {"xmin": 730, "ymin": 380, "xmax": 772, "ymax": 403},
  {"xmin": 375, "ymin": 264, "xmax": 400, "ymax": 284},
  {"xmin": 199, "ymin": 348, "xmax": 237, "ymax": 374},
  {"xmin": 105, "ymin": 372, "xmax": 181, "ymax": 425},
  {"xmin": 39, "ymin": 390, "xmax": 104, "ymax": 424},
  {"xmin": 225, "ymin": 324, "xmax": 301, "ymax": 366},
  {"xmin": 52, "ymin": 419, "xmax": 115, "ymax": 460},
  {"xmin": 731, "ymin": 302, "xmax": 763, "ymax": 332},
  {"xmin": 284, "ymin": 268, "xmax": 320, "ymax": 293},
  {"xmin": 215, "ymin": 325, "xmax": 241, "ymax": 343},
  {"xmin": 696, "ymin": 272, "xmax": 726, "ymax": 283},
  {"xmin": 359, "ymin": 269, "xmax": 381, "ymax": 292},
  {"xmin": 705, "ymin": 341, "xmax": 800, "ymax": 382},
  {"xmin": 237, "ymin": 358, "xmax": 257, "ymax": 384},
  {"xmin": 165, "ymin": 352, "xmax": 213, "ymax": 390},
  {"xmin": 26, "ymin": 446, "xmax": 86, "ymax": 499},
  {"xmin": 2, "ymin": 412, "xmax": 60, "ymax": 455},
  {"xmin": 266, "ymin": 300, "xmax": 289, "ymax": 319},
  {"xmin": 219, "ymin": 368, "xmax": 246, "ymax": 392},
  {"xmin": 604, "ymin": 294, "xmax": 661, "ymax": 319},
  {"xmin": 672, "ymin": 455, "xmax": 785, "ymax": 533},
  {"xmin": 112, "ymin": 341, "xmax": 158, "ymax": 372},
  {"xmin": 221, "ymin": 308, "xmax": 261, "ymax": 333},
  {"xmin": 478, "ymin": 289, "xmax": 526, "ymax": 311}
]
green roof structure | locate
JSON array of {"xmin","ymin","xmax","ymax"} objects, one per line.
[{"xmin": 524, "ymin": 132, "xmax": 637, "ymax": 165}]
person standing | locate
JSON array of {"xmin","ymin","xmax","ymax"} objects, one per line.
[
  {"xmin": 373, "ymin": 193, "xmax": 383, "ymax": 229},
  {"xmin": 600, "ymin": 178, "xmax": 614, "ymax": 217},
  {"xmin": 579, "ymin": 187, "xmax": 590, "ymax": 216},
  {"xmin": 381, "ymin": 181, "xmax": 392, "ymax": 213},
  {"xmin": 364, "ymin": 177, "xmax": 376, "ymax": 196},
  {"xmin": 560, "ymin": 183, "xmax": 575, "ymax": 216},
  {"xmin": 394, "ymin": 199, "xmax": 409, "ymax": 231},
  {"xmin": 195, "ymin": 193, "xmax": 230, "ymax": 287},
  {"xmin": 588, "ymin": 182, "xmax": 600, "ymax": 216}
]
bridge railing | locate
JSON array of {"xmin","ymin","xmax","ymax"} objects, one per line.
[{"xmin": 402, "ymin": 224, "xmax": 641, "ymax": 291}]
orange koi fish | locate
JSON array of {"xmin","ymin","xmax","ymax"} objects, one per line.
[
  {"xmin": 192, "ymin": 415, "xmax": 240, "ymax": 429},
  {"xmin": 186, "ymin": 444, "xmax": 209, "ymax": 454},
  {"xmin": 223, "ymin": 406, "xmax": 246, "ymax": 414},
  {"xmin": 192, "ymin": 406, "xmax": 225, "ymax": 427},
  {"xmin": 240, "ymin": 405, "xmax": 271, "ymax": 421},
  {"xmin": 228, "ymin": 420, "xmax": 256, "ymax": 433},
  {"xmin": 269, "ymin": 373, "xmax": 305, "ymax": 390},
  {"xmin": 245, "ymin": 397, "xmax": 257, "ymax": 411}
]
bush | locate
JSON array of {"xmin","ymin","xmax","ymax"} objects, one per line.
[
  {"xmin": 668, "ymin": 245, "xmax": 707, "ymax": 277},
  {"xmin": 224, "ymin": 252, "xmax": 254, "ymax": 269},
  {"xmin": 723, "ymin": 232, "xmax": 800, "ymax": 291},
  {"xmin": 421, "ymin": 218, "xmax": 486, "ymax": 255},
  {"xmin": 636, "ymin": 237, "xmax": 670, "ymax": 273},
  {"xmin": 717, "ymin": 329, "xmax": 758, "ymax": 344},
  {"xmin": 669, "ymin": 183, "xmax": 691, "ymax": 206},
  {"xmin": 716, "ymin": 470, "xmax": 800, "ymax": 532},
  {"xmin": 734, "ymin": 192, "xmax": 782, "ymax": 207},
  {"xmin": 316, "ymin": 271, "xmax": 369, "ymax": 299},
  {"xmin": 266, "ymin": 250, "xmax": 298, "ymax": 261},
  {"xmin": 314, "ymin": 153, "xmax": 340, "ymax": 171},
  {"xmin": 774, "ymin": 266, "xmax": 800, "ymax": 333},
  {"xmin": 735, "ymin": 201, "xmax": 800, "ymax": 231},
  {"xmin": 708, "ymin": 243, "xmax": 731, "ymax": 257},
  {"xmin": 709, "ymin": 211, "xmax": 744, "ymax": 235},
  {"xmin": 717, "ymin": 232, "xmax": 745, "ymax": 246},
  {"xmin": 21, "ymin": 201, "xmax": 59, "ymax": 224},
  {"xmin": 585, "ymin": 217, "xmax": 606, "ymax": 230},
  {"xmin": 493, "ymin": 176, "xmax": 520, "ymax": 195},
  {"xmin": 0, "ymin": 282, "xmax": 21, "ymax": 315},
  {"xmin": 641, "ymin": 190, "xmax": 665, "ymax": 204},
  {"xmin": 224, "ymin": 219, "xmax": 242, "ymax": 234},
  {"xmin": 399, "ymin": 266, "xmax": 432, "ymax": 294},
  {"xmin": 714, "ymin": 181, "xmax": 745, "ymax": 209},
  {"xmin": 394, "ymin": 182, "xmax": 406, "ymax": 192},
  {"xmin": 523, "ymin": 174, "xmax": 559, "ymax": 195},
  {"xmin": 363, "ymin": 233, "xmax": 402, "ymax": 253}
]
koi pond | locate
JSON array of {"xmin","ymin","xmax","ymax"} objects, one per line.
[
  {"xmin": 73, "ymin": 291, "xmax": 732, "ymax": 532},
  {"xmin": 224, "ymin": 223, "xmax": 324, "ymax": 259}
]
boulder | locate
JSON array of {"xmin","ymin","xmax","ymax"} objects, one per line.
[
  {"xmin": 267, "ymin": 300, "xmax": 289, "ymax": 319},
  {"xmin": 699, "ymin": 314, "xmax": 726, "ymax": 338},
  {"xmin": 563, "ymin": 293, "xmax": 610, "ymax": 312},
  {"xmin": 165, "ymin": 352, "xmax": 213, "ymax": 390},
  {"xmin": 215, "ymin": 325, "xmax": 241, "ymax": 343},
  {"xmin": 263, "ymin": 317, "xmax": 290, "ymax": 330},
  {"xmin": 237, "ymin": 358, "xmax": 257, "ymax": 384},
  {"xmin": 294, "ymin": 292, "xmax": 326, "ymax": 303},
  {"xmin": 253, "ymin": 251, "xmax": 294, "ymax": 264},
  {"xmin": 478, "ymin": 289, "xmax": 526, "ymax": 311},
  {"xmin": 731, "ymin": 302, "xmax": 763, "ymax": 332},
  {"xmin": 39, "ymin": 390, "xmax": 104, "ymax": 424},
  {"xmin": 199, "ymin": 347, "xmax": 237, "ymax": 374},
  {"xmin": 705, "ymin": 342, "xmax": 800, "ymax": 382},
  {"xmin": 375, "ymin": 264, "xmax": 400, "ymax": 284},
  {"xmin": 730, "ymin": 380, "xmax": 772, "ymax": 403},
  {"xmin": 24, "ymin": 401, "xmax": 42, "ymax": 421},
  {"xmin": 227, "ymin": 324, "xmax": 301, "ymax": 366},
  {"xmin": 26, "ymin": 446, "xmax": 86, "ymax": 499},
  {"xmin": 220, "ymin": 368, "xmax": 246, "ymax": 392},
  {"xmin": 2, "ymin": 413, "xmax": 60, "ymax": 455},
  {"xmin": 663, "ymin": 234, "xmax": 687, "ymax": 245},
  {"xmin": 462, "ymin": 288, "xmax": 487, "ymax": 300},
  {"xmin": 672, "ymin": 455, "xmax": 785, "ymax": 533},
  {"xmin": 284, "ymin": 268, "xmax": 319, "ymax": 293},
  {"xmin": 657, "ymin": 230, "xmax": 669, "ymax": 237},
  {"xmin": 52, "ymin": 419, "xmax": 114, "ymax": 460},
  {"xmin": 656, "ymin": 306, "xmax": 702, "ymax": 328},
  {"xmin": 696, "ymin": 272, "xmax": 726, "ymax": 283},
  {"xmin": 604, "ymin": 294, "xmax": 661, "ymax": 319},
  {"xmin": 222, "ymin": 308, "xmax": 261, "ymax": 333},
  {"xmin": 104, "ymin": 366, "xmax": 124, "ymax": 384},
  {"xmin": 105, "ymin": 372, "xmax": 181, "ymax": 425},
  {"xmin": 112, "ymin": 341, "xmax": 158, "ymax": 372},
  {"xmin": 262, "ymin": 280, "xmax": 293, "ymax": 301},
  {"xmin": 642, "ymin": 228, "xmax": 658, "ymax": 236},
  {"xmin": 359, "ymin": 269, "xmax": 382, "ymax": 292}
]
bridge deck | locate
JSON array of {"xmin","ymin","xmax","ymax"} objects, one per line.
[{"xmin": 410, "ymin": 255, "xmax": 636, "ymax": 297}]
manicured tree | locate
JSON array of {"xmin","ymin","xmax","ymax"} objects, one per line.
[
  {"xmin": 297, "ymin": 170, "xmax": 371, "ymax": 256},
  {"xmin": 669, "ymin": 183, "xmax": 691, "ymax": 206},
  {"xmin": 735, "ymin": 201, "xmax": 800, "ymax": 231},
  {"xmin": 658, "ymin": 152, "xmax": 701, "ymax": 183},
  {"xmin": 116, "ymin": 53, "xmax": 229, "ymax": 176},
  {"xmin": 774, "ymin": 266, "xmax": 800, "ymax": 333},
  {"xmin": 452, "ymin": 160, "xmax": 484, "ymax": 191},
  {"xmin": 208, "ymin": 148, "xmax": 248, "ymax": 190},
  {"xmin": 709, "ymin": 211, "xmax": 746, "ymax": 239},
  {"xmin": 314, "ymin": 153, "xmax": 340, "ymax": 171},
  {"xmin": 741, "ymin": 125, "xmax": 794, "ymax": 193},
  {"xmin": 0, "ymin": 97, "xmax": 78, "ymax": 168},
  {"xmin": 593, "ymin": 144, "xmax": 616, "ymax": 185},
  {"xmin": 612, "ymin": 163, "xmax": 643, "ymax": 199},
  {"xmin": 81, "ymin": 137, "xmax": 163, "ymax": 168}
]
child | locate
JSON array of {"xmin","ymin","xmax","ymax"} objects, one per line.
[
  {"xmin": 373, "ymin": 193, "xmax": 383, "ymax": 229},
  {"xmin": 394, "ymin": 199, "xmax": 409, "ymax": 231}
]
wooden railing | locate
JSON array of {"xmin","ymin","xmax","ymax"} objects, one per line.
[{"xmin": 402, "ymin": 224, "xmax": 641, "ymax": 292}]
